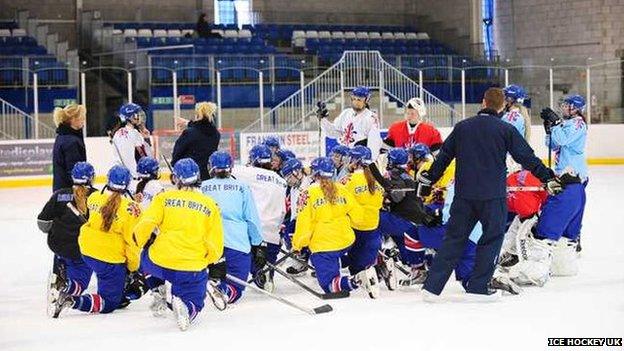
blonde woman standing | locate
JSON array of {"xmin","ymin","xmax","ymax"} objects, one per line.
[
  {"xmin": 52, "ymin": 104, "xmax": 87, "ymax": 191},
  {"xmin": 172, "ymin": 101, "xmax": 221, "ymax": 180}
]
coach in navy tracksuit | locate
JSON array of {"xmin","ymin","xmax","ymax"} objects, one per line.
[{"xmin": 417, "ymin": 88, "xmax": 561, "ymax": 298}]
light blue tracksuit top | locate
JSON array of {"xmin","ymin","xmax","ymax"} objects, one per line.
[
  {"xmin": 545, "ymin": 116, "xmax": 588, "ymax": 180},
  {"xmin": 200, "ymin": 177, "xmax": 263, "ymax": 253}
]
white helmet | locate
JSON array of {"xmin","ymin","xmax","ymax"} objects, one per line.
[{"xmin": 406, "ymin": 97, "xmax": 427, "ymax": 118}]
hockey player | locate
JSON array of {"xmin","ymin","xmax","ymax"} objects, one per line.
[
  {"xmin": 385, "ymin": 98, "xmax": 443, "ymax": 151},
  {"xmin": 292, "ymin": 157, "xmax": 379, "ymax": 298},
  {"xmin": 38, "ymin": 162, "xmax": 97, "ymax": 316},
  {"xmin": 280, "ymin": 158, "xmax": 314, "ymax": 276},
  {"xmin": 513, "ymin": 95, "xmax": 588, "ymax": 285},
  {"xmin": 134, "ymin": 156, "xmax": 164, "ymax": 208},
  {"xmin": 502, "ymin": 85, "xmax": 531, "ymax": 141},
  {"xmin": 319, "ymin": 86, "xmax": 383, "ymax": 160},
  {"xmin": 133, "ymin": 158, "xmax": 224, "ymax": 331},
  {"xmin": 263, "ymin": 135, "xmax": 281, "ymax": 155},
  {"xmin": 376, "ymin": 148, "xmax": 440, "ymax": 287},
  {"xmin": 272, "ymin": 148, "xmax": 296, "ymax": 173},
  {"xmin": 329, "ymin": 144, "xmax": 350, "ymax": 182},
  {"xmin": 341, "ymin": 146, "xmax": 383, "ymax": 295},
  {"xmin": 52, "ymin": 165, "xmax": 141, "ymax": 318},
  {"xmin": 232, "ymin": 144, "xmax": 286, "ymax": 291},
  {"xmin": 200, "ymin": 151, "xmax": 265, "ymax": 304},
  {"xmin": 111, "ymin": 103, "xmax": 153, "ymax": 177}
]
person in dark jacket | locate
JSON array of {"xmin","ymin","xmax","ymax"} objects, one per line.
[
  {"xmin": 416, "ymin": 88, "xmax": 563, "ymax": 301},
  {"xmin": 52, "ymin": 104, "xmax": 87, "ymax": 191},
  {"xmin": 171, "ymin": 101, "xmax": 221, "ymax": 180},
  {"xmin": 38, "ymin": 162, "xmax": 97, "ymax": 316}
]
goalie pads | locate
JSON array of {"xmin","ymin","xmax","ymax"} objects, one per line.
[
  {"xmin": 507, "ymin": 233, "xmax": 555, "ymax": 287},
  {"xmin": 551, "ymin": 238, "xmax": 579, "ymax": 276}
]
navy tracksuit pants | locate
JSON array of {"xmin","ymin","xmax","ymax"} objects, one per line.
[{"xmin": 423, "ymin": 197, "xmax": 507, "ymax": 295}]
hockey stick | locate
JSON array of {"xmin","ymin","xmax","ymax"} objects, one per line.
[
  {"xmin": 247, "ymin": 251, "xmax": 294, "ymax": 283},
  {"xmin": 266, "ymin": 262, "xmax": 349, "ymax": 300},
  {"xmin": 66, "ymin": 202, "xmax": 87, "ymax": 223},
  {"xmin": 160, "ymin": 153, "xmax": 173, "ymax": 172},
  {"xmin": 377, "ymin": 250, "xmax": 411, "ymax": 275},
  {"xmin": 278, "ymin": 248, "xmax": 316, "ymax": 272},
  {"xmin": 107, "ymin": 130, "xmax": 130, "ymax": 170},
  {"xmin": 225, "ymin": 274, "xmax": 333, "ymax": 315},
  {"xmin": 388, "ymin": 186, "xmax": 546, "ymax": 193}
]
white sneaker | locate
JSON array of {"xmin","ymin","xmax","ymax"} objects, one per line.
[
  {"xmin": 464, "ymin": 290, "xmax": 502, "ymax": 303},
  {"xmin": 150, "ymin": 285, "xmax": 168, "ymax": 317},
  {"xmin": 355, "ymin": 267, "xmax": 381, "ymax": 299},
  {"xmin": 171, "ymin": 296, "xmax": 190, "ymax": 331},
  {"xmin": 421, "ymin": 288, "xmax": 442, "ymax": 303}
]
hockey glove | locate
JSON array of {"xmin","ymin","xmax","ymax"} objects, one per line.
[
  {"xmin": 423, "ymin": 208, "xmax": 443, "ymax": 227},
  {"xmin": 208, "ymin": 257, "xmax": 227, "ymax": 281},
  {"xmin": 315, "ymin": 101, "xmax": 329, "ymax": 119},
  {"xmin": 124, "ymin": 271, "xmax": 148, "ymax": 300},
  {"xmin": 416, "ymin": 171, "xmax": 433, "ymax": 198},
  {"xmin": 251, "ymin": 243, "xmax": 268, "ymax": 269},
  {"xmin": 545, "ymin": 177, "xmax": 564, "ymax": 196},
  {"xmin": 540, "ymin": 108, "xmax": 562, "ymax": 134}
]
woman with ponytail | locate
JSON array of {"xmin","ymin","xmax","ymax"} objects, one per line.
[
  {"xmin": 38, "ymin": 162, "xmax": 97, "ymax": 316},
  {"xmin": 171, "ymin": 101, "xmax": 221, "ymax": 180},
  {"xmin": 340, "ymin": 146, "xmax": 383, "ymax": 290},
  {"xmin": 52, "ymin": 165, "xmax": 142, "ymax": 318},
  {"xmin": 52, "ymin": 104, "xmax": 87, "ymax": 191},
  {"xmin": 292, "ymin": 157, "xmax": 379, "ymax": 299}
]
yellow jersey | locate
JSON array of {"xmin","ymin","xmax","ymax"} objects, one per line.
[
  {"xmin": 418, "ymin": 159, "xmax": 456, "ymax": 204},
  {"xmin": 342, "ymin": 170, "xmax": 383, "ymax": 231},
  {"xmin": 78, "ymin": 191, "xmax": 141, "ymax": 271},
  {"xmin": 133, "ymin": 189, "xmax": 224, "ymax": 271},
  {"xmin": 293, "ymin": 183, "xmax": 362, "ymax": 253}
]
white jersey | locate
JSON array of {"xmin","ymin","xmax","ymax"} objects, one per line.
[
  {"xmin": 112, "ymin": 125, "xmax": 154, "ymax": 177},
  {"xmin": 288, "ymin": 176, "xmax": 313, "ymax": 221},
  {"xmin": 321, "ymin": 108, "xmax": 383, "ymax": 160},
  {"xmin": 135, "ymin": 179, "xmax": 165, "ymax": 208},
  {"xmin": 232, "ymin": 165, "xmax": 287, "ymax": 245}
]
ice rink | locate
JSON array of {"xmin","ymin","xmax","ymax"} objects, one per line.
[{"xmin": 1, "ymin": 166, "xmax": 623, "ymax": 351}]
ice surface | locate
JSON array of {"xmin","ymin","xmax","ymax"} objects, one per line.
[{"xmin": 1, "ymin": 166, "xmax": 623, "ymax": 351}]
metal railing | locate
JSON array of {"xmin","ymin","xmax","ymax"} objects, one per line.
[
  {"xmin": 0, "ymin": 97, "xmax": 55, "ymax": 140},
  {"xmin": 242, "ymin": 51, "xmax": 461, "ymax": 133}
]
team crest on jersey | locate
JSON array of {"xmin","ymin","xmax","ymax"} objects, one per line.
[
  {"xmin": 126, "ymin": 202, "xmax": 141, "ymax": 217},
  {"xmin": 297, "ymin": 190, "xmax": 309, "ymax": 211},
  {"xmin": 341, "ymin": 123, "xmax": 357, "ymax": 145},
  {"xmin": 340, "ymin": 174, "xmax": 351, "ymax": 185}
]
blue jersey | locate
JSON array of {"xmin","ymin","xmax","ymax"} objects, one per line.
[
  {"xmin": 545, "ymin": 116, "xmax": 588, "ymax": 180},
  {"xmin": 200, "ymin": 177, "xmax": 263, "ymax": 253},
  {"xmin": 502, "ymin": 109, "xmax": 526, "ymax": 139}
]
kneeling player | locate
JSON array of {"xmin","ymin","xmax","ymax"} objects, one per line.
[{"xmin": 134, "ymin": 158, "xmax": 224, "ymax": 331}]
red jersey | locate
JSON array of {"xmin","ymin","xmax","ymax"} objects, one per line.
[
  {"xmin": 506, "ymin": 170, "xmax": 548, "ymax": 219},
  {"xmin": 386, "ymin": 121, "xmax": 443, "ymax": 149}
]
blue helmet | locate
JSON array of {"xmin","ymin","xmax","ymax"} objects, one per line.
[
  {"xmin": 71, "ymin": 162, "xmax": 95, "ymax": 185},
  {"xmin": 503, "ymin": 84, "xmax": 527, "ymax": 103},
  {"xmin": 118, "ymin": 103, "xmax": 143, "ymax": 123},
  {"xmin": 107, "ymin": 165, "xmax": 131, "ymax": 191},
  {"xmin": 263, "ymin": 136, "xmax": 280, "ymax": 149},
  {"xmin": 209, "ymin": 151, "xmax": 233, "ymax": 172},
  {"xmin": 276, "ymin": 149, "xmax": 296, "ymax": 162},
  {"xmin": 310, "ymin": 157, "xmax": 335, "ymax": 178},
  {"xmin": 563, "ymin": 94, "xmax": 586, "ymax": 111},
  {"xmin": 330, "ymin": 144, "xmax": 350, "ymax": 157},
  {"xmin": 351, "ymin": 86, "xmax": 371, "ymax": 101},
  {"xmin": 387, "ymin": 148, "xmax": 409, "ymax": 168},
  {"xmin": 348, "ymin": 145, "xmax": 373, "ymax": 166},
  {"xmin": 173, "ymin": 158, "xmax": 200, "ymax": 185},
  {"xmin": 136, "ymin": 156, "xmax": 159, "ymax": 179},
  {"xmin": 249, "ymin": 144, "xmax": 272, "ymax": 165},
  {"xmin": 280, "ymin": 158, "xmax": 303, "ymax": 178},
  {"xmin": 409, "ymin": 143, "xmax": 431, "ymax": 160}
]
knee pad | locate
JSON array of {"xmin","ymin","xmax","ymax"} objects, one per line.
[{"xmin": 551, "ymin": 238, "xmax": 579, "ymax": 276}]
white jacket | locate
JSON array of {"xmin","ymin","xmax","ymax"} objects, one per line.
[
  {"xmin": 321, "ymin": 108, "xmax": 383, "ymax": 160},
  {"xmin": 111, "ymin": 125, "xmax": 153, "ymax": 177}
]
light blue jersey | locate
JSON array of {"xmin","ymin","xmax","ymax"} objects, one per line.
[
  {"xmin": 502, "ymin": 109, "xmax": 526, "ymax": 138},
  {"xmin": 443, "ymin": 182, "xmax": 483, "ymax": 243},
  {"xmin": 545, "ymin": 116, "xmax": 588, "ymax": 180},
  {"xmin": 200, "ymin": 177, "xmax": 263, "ymax": 253}
]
